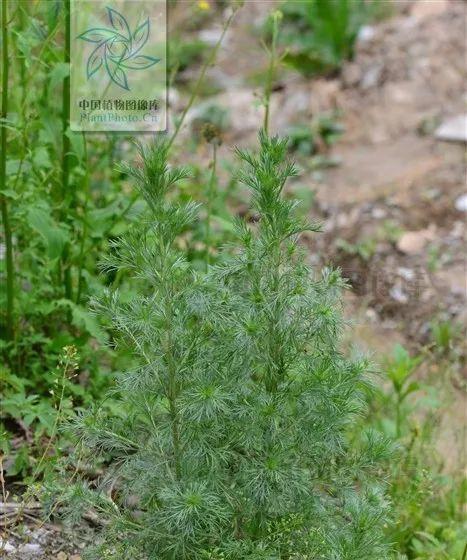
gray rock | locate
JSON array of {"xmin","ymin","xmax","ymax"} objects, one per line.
[
  {"xmin": 0, "ymin": 539, "xmax": 16, "ymax": 553},
  {"xmin": 360, "ymin": 64, "xmax": 383, "ymax": 90},
  {"xmin": 342, "ymin": 63, "xmax": 362, "ymax": 88},
  {"xmin": 389, "ymin": 285, "xmax": 409, "ymax": 304},
  {"xmin": 397, "ymin": 267, "xmax": 415, "ymax": 281},
  {"xmin": 435, "ymin": 114, "xmax": 467, "ymax": 143},
  {"xmin": 454, "ymin": 193, "xmax": 467, "ymax": 212},
  {"xmin": 18, "ymin": 543, "xmax": 43, "ymax": 558},
  {"xmin": 358, "ymin": 25, "xmax": 376, "ymax": 43},
  {"xmin": 397, "ymin": 226, "xmax": 436, "ymax": 254},
  {"xmin": 199, "ymin": 28, "xmax": 225, "ymax": 46}
]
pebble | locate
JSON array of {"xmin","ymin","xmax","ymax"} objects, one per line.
[
  {"xmin": 435, "ymin": 114, "xmax": 467, "ymax": 143},
  {"xmin": 0, "ymin": 539, "xmax": 16, "ymax": 553},
  {"xmin": 18, "ymin": 542, "xmax": 43, "ymax": 558},
  {"xmin": 55, "ymin": 553, "xmax": 81, "ymax": 560},
  {"xmin": 358, "ymin": 25, "xmax": 376, "ymax": 42},
  {"xmin": 411, "ymin": 0, "xmax": 448, "ymax": 20},
  {"xmin": 360, "ymin": 64, "xmax": 383, "ymax": 90},
  {"xmin": 371, "ymin": 207, "xmax": 387, "ymax": 219},
  {"xmin": 365, "ymin": 308, "xmax": 378, "ymax": 321},
  {"xmin": 454, "ymin": 193, "xmax": 467, "ymax": 212},
  {"xmin": 397, "ymin": 267, "xmax": 415, "ymax": 281},
  {"xmin": 397, "ymin": 226, "xmax": 436, "ymax": 254},
  {"xmin": 389, "ymin": 285, "xmax": 409, "ymax": 304},
  {"xmin": 198, "ymin": 28, "xmax": 224, "ymax": 46},
  {"xmin": 342, "ymin": 63, "xmax": 361, "ymax": 88}
]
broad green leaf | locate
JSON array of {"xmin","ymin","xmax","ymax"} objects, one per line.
[
  {"xmin": 49, "ymin": 62, "xmax": 70, "ymax": 90},
  {"xmin": 32, "ymin": 147, "xmax": 52, "ymax": 169},
  {"xmin": 0, "ymin": 189, "xmax": 19, "ymax": 200},
  {"xmin": 27, "ymin": 206, "xmax": 69, "ymax": 260},
  {"xmin": 400, "ymin": 381, "xmax": 420, "ymax": 402},
  {"xmin": 6, "ymin": 159, "xmax": 21, "ymax": 176},
  {"xmin": 71, "ymin": 304, "xmax": 107, "ymax": 342},
  {"xmin": 66, "ymin": 129, "xmax": 85, "ymax": 161},
  {"xmin": 38, "ymin": 109, "xmax": 61, "ymax": 151}
]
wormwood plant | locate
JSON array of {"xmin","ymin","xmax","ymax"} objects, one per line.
[{"xmin": 61, "ymin": 134, "xmax": 392, "ymax": 559}]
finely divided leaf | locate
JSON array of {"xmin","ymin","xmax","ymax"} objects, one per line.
[{"xmin": 27, "ymin": 206, "xmax": 69, "ymax": 260}]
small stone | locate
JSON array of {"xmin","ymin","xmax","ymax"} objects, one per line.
[
  {"xmin": 360, "ymin": 64, "xmax": 383, "ymax": 90},
  {"xmin": 451, "ymin": 221, "xmax": 464, "ymax": 238},
  {"xmin": 0, "ymin": 539, "xmax": 16, "ymax": 553},
  {"xmin": 70, "ymin": 555, "xmax": 82, "ymax": 560},
  {"xmin": 358, "ymin": 25, "xmax": 376, "ymax": 42},
  {"xmin": 57, "ymin": 552, "xmax": 68, "ymax": 560},
  {"xmin": 167, "ymin": 87, "xmax": 180, "ymax": 108},
  {"xmin": 411, "ymin": 0, "xmax": 448, "ymax": 20},
  {"xmin": 397, "ymin": 226, "xmax": 436, "ymax": 254},
  {"xmin": 454, "ymin": 193, "xmax": 467, "ymax": 212},
  {"xmin": 365, "ymin": 308, "xmax": 377, "ymax": 321},
  {"xmin": 19, "ymin": 542, "xmax": 43, "ymax": 557},
  {"xmin": 435, "ymin": 115, "xmax": 467, "ymax": 143},
  {"xmin": 198, "ymin": 28, "xmax": 224, "ymax": 46},
  {"xmin": 389, "ymin": 285, "xmax": 409, "ymax": 304},
  {"xmin": 397, "ymin": 267, "xmax": 415, "ymax": 281},
  {"xmin": 31, "ymin": 527, "xmax": 49, "ymax": 545},
  {"xmin": 371, "ymin": 207, "xmax": 387, "ymax": 219},
  {"xmin": 342, "ymin": 63, "xmax": 362, "ymax": 88}
]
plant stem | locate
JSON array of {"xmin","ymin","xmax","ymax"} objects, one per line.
[
  {"xmin": 167, "ymin": 6, "xmax": 239, "ymax": 152},
  {"xmin": 263, "ymin": 11, "xmax": 281, "ymax": 135},
  {"xmin": 167, "ymin": 327, "xmax": 181, "ymax": 480},
  {"xmin": 1, "ymin": 0, "xmax": 14, "ymax": 341},
  {"xmin": 75, "ymin": 133, "xmax": 89, "ymax": 304},
  {"xmin": 205, "ymin": 142, "xmax": 217, "ymax": 272},
  {"xmin": 396, "ymin": 395, "xmax": 401, "ymax": 439},
  {"xmin": 32, "ymin": 347, "xmax": 75, "ymax": 479},
  {"xmin": 62, "ymin": 0, "xmax": 73, "ymax": 299}
]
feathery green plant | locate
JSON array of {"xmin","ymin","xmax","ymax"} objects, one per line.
[{"xmin": 60, "ymin": 133, "xmax": 391, "ymax": 559}]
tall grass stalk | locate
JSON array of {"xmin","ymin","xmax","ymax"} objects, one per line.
[
  {"xmin": 9, "ymin": 346, "xmax": 78, "ymax": 530},
  {"xmin": 167, "ymin": 5, "xmax": 239, "ymax": 151},
  {"xmin": 205, "ymin": 137, "xmax": 218, "ymax": 271},
  {"xmin": 1, "ymin": 0, "xmax": 14, "ymax": 341},
  {"xmin": 263, "ymin": 10, "xmax": 282, "ymax": 135},
  {"xmin": 62, "ymin": 0, "xmax": 73, "ymax": 299},
  {"xmin": 75, "ymin": 133, "xmax": 89, "ymax": 304}
]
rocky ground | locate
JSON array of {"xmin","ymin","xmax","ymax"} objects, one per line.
[
  {"xmin": 189, "ymin": 0, "xmax": 466, "ymax": 357},
  {"xmin": 2, "ymin": 0, "xmax": 465, "ymax": 557}
]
